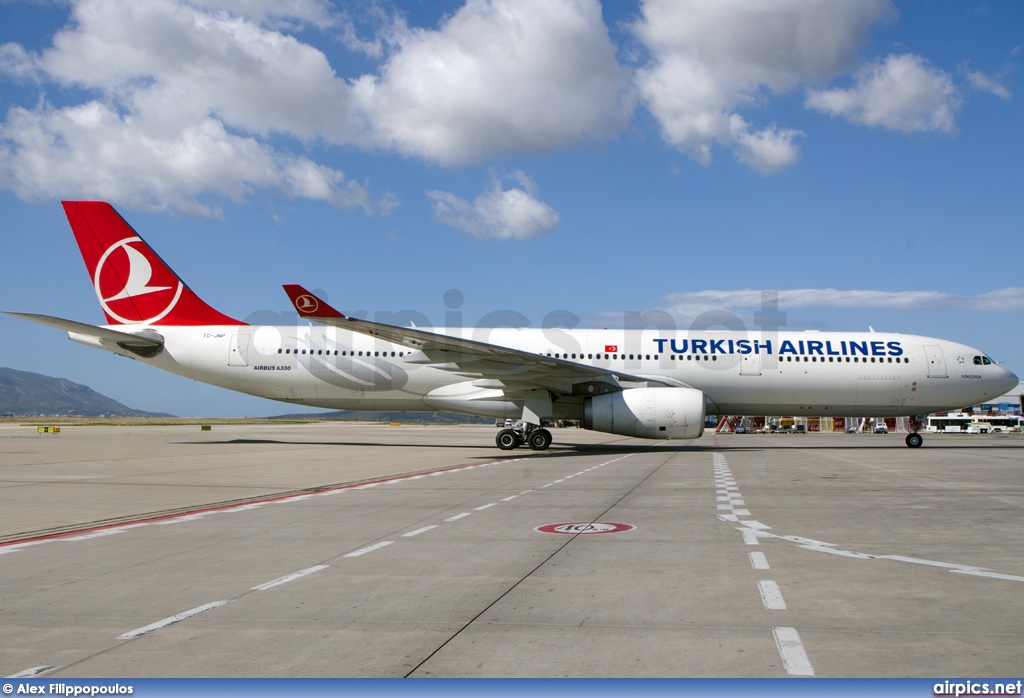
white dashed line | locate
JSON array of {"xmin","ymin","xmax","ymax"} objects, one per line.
[
  {"xmin": 473, "ymin": 503, "xmax": 497, "ymax": 511},
  {"xmin": 117, "ymin": 600, "xmax": 230, "ymax": 640},
  {"xmin": 64, "ymin": 530, "xmax": 125, "ymax": 541},
  {"xmin": 758, "ymin": 580, "xmax": 787, "ymax": 610},
  {"xmin": 749, "ymin": 552, "xmax": 770, "ymax": 569},
  {"xmin": 402, "ymin": 525, "xmax": 438, "ymax": 537},
  {"xmin": 153, "ymin": 513, "xmax": 209, "ymax": 525},
  {"xmin": 951, "ymin": 570, "xmax": 1024, "ymax": 582},
  {"xmin": 773, "ymin": 627, "xmax": 815, "ymax": 676},
  {"xmin": 880, "ymin": 555, "xmax": 979, "ymax": 569},
  {"xmin": 445, "ymin": 512, "xmax": 471, "ymax": 521},
  {"xmin": 501, "ymin": 495, "xmax": 518, "ymax": 502},
  {"xmin": 343, "ymin": 541, "xmax": 394, "ymax": 558},
  {"xmin": 251, "ymin": 565, "xmax": 329, "ymax": 591},
  {"xmin": 5, "ymin": 666, "xmax": 57, "ymax": 678}
]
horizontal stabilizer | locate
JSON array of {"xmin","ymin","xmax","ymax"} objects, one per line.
[{"xmin": 4, "ymin": 312, "xmax": 164, "ymax": 347}]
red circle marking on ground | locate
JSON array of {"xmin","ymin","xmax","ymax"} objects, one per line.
[{"xmin": 535, "ymin": 522, "xmax": 636, "ymax": 535}]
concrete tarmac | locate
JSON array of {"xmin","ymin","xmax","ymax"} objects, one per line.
[{"xmin": 1, "ymin": 423, "xmax": 1022, "ymax": 678}]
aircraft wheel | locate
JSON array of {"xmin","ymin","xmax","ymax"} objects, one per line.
[
  {"xmin": 905, "ymin": 432, "xmax": 923, "ymax": 448},
  {"xmin": 496, "ymin": 429, "xmax": 520, "ymax": 450},
  {"xmin": 528, "ymin": 428, "xmax": 552, "ymax": 451}
]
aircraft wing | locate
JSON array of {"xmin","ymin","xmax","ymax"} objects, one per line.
[
  {"xmin": 4, "ymin": 312, "xmax": 164, "ymax": 348},
  {"xmin": 281, "ymin": 285, "xmax": 679, "ymax": 395}
]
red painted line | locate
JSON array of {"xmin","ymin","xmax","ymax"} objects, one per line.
[{"xmin": 0, "ymin": 456, "xmax": 521, "ymax": 550}]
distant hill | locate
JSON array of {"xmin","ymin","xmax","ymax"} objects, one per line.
[{"xmin": 0, "ymin": 367, "xmax": 173, "ymax": 417}]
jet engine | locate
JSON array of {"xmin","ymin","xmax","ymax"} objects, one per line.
[{"xmin": 583, "ymin": 387, "xmax": 705, "ymax": 439}]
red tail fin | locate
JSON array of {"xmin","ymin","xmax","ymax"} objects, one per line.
[{"xmin": 63, "ymin": 201, "xmax": 244, "ymax": 326}]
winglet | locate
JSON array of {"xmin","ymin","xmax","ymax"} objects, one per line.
[{"xmin": 282, "ymin": 284, "xmax": 346, "ymax": 319}]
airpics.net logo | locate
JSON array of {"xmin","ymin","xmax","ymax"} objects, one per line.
[
  {"xmin": 93, "ymin": 237, "xmax": 183, "ymax": 324},
  {"xmin": 243, "ymin": 289, "xmax": 789, "ymax": 373},
  {"xmin": 933, "ymin": 680, "xmax": 1023, "ymax": 697}
]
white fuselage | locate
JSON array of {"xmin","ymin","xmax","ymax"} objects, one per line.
[{"xmin": 79, "ymin": 325, "xmax": 1018, "ymax": 419}]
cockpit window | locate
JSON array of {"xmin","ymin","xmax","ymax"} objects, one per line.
[{"xmin": 973, "ymin": 355, "xmax": 994, "ymax": 365}]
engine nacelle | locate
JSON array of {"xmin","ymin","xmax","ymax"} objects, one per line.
[{"xmin": 583, "ymin": 387, "xmax": 705, "ymax": 440}]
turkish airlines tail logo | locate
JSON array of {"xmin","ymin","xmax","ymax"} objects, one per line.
[
  {"xmin": 94, "ymin": 236, "xmax": 184, "ymax": 324},
  {"xmin": 105, "ymin": 244, "xmax": 171, "ymax": 301},
  {"xmin": 294, "ymin": 295, "xmax": 320, "ymax": 314},
  {"xmin": 63, "ymin": 201, "xmax": 245, "ymax": 327}
]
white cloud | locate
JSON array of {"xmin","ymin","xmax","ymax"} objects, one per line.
[
  {"xmin": 0, "ymin": 0, "xmax": 383, "ymax": 216},
  {"xmin": 37, "ymin": 0, "xmax": 359, "ymax": 141},
  {"xmin": 0, "ymin": 0, "xmax": 982, "ymax": 213},
  {"xmin": 0, "ymin": 43, "xmax": 39, "ymax": 81},
  {"xmin": 665, "ymin": 288, "xmax": 1024, "ymax": 320},
  {"xmin": 729, "ymin": 116, "xmax": 803, "ymax": 174},
  {"xmin": 0, "ymin": 0, "xmax": 632, "ymax": 211},
  {"xmin": 633, "ymin": 0, "xmax": 894, "ymax": 170},
  {"xmin": 806, "ymin": 54, "xmax": 962, "ymax": 133},
  {"xmin": 352, "ymin": 0, "xmax": 632, "ymax": 165},
  {"xmin": 964, "ymin": 68, "xmax": 1011, "ymax": 100},
  {"xmin": 0, "ymin": 101, "xmax": 372, "ymax": 217},
  {"xmin": 427, "ymin": 171, "xmax": 559, "ymax": 240}
]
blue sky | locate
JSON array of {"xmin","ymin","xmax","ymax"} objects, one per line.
[{"xmin": 1, "ymin": 0, "xmax": 1022, "ymax": 417}]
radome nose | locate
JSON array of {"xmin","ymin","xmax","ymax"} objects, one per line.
[{"xmin": 999, "ymin": 367, "xmax": 1019, "ymax": 394}]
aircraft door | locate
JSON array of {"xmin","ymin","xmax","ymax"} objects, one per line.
[
  {"xmin": 740, "ymin": 353, "xmax": 761, "ymax": 376},
  {"xmin": 228, "ymin": 334, "xmax": 250, "ymax": 367},
  {"xmin": 924, "ymin": 344, "xmax": 947, "ymax": 378}
]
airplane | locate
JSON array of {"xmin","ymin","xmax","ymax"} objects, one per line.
[{"xmin": 6, "ymin": 201, "xmax": 1018, "ymax": 450}]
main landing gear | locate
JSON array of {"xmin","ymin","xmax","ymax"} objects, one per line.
[{"xmin": 496, "ymin": 424, "xmax": 552, "ymax": 451}]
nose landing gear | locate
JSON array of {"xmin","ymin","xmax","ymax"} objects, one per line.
[{"xmin": 905, "ymin": 415, "xmax": 925, "ymax": 448}]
